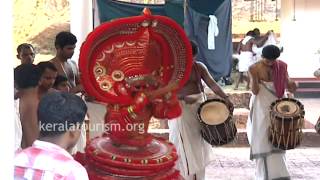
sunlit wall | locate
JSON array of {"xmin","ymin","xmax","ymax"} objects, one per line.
[{"xmin": 281, "ymin": 0, "xmax": 320, "ymax": 77}]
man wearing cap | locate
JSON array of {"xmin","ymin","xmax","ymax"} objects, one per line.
[{"xmin": 247, "ymin": 45, "xmax": 296, "ymax": 180}]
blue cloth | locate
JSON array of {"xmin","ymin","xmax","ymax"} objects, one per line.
[
  {"xmin": 96, "ymin": 0, "xmax": 184, "ymax": 27},
  {"xmin": 184, "ymin": 0, "xmax": 233, "ymax": 80}
]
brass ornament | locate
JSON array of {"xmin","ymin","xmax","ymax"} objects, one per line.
[{"xmin": 112, "ymin": 70, "xmax": 125, "ymax": 82}]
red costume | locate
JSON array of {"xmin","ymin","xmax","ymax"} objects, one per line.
[{"xmin": 78, "ymin": 8, "xmax": 192, "ymax": 179}]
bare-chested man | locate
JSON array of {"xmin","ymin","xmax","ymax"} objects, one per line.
[
  {"xmin": 247, "ymin": 45, "xmax": 296, "ymax": 179},
  {"xmin": 168, "ymin": 40, "xmax": 232, "ymax": 180},
  {"xmin": 249, "ymin": 47, "xmax": 296, "ymax": 95},
  {"xmin": 234, "ymin": 30, "xmax": 270, "ymax": 90},
  {"xmin": 50, "ymin": 31, "xmax": 83, "ymax": 94},
  {"xmin": 37, "ymin": 61, "xmax": 58, "ymax": 98},
  {"xmin": 14, "ymin": 64, "xmax": 41, "ymax": 148}
]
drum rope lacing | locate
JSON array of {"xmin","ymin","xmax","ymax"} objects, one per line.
[
  {"xmin": 200, "ymin": 104, "xmax": 236, "ymax": 146},
  {"xmin": 270, "ymin": 98, "xmax": 304, "ymax": 150}
]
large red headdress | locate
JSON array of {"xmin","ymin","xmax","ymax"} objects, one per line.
[{"xmin": 79, "ymin": 8, "xmax": 192, "ymax": 104}]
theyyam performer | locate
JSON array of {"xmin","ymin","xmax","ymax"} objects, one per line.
[{"xmin": 76, "ymin": 8, "xmax": 193, "ymax": 179}]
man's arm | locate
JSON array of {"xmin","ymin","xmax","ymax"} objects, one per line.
[
  {"xmin": 286, "ymin": 71, "xmax": 297, "ymax": 93},
  {"xmin": 19, "ymin": 101, "xmax": 39, "ymax": 148},
  {"xmin": 253, "ymin": 31, "xmax": 271, "ymax": 47},
  {"xmin": 197, "ymin": 62, "xmax": 232, "ymax": 106},
  {"xmin": 236, "ymin": 41, "xmax": 242, "ymax": 54},
  {"xmin": 249, "ymin": 65, "xmax": 260, "ymax": 95},
  {"xmin": 145, "ymin": 81, "xmax": 179, "ymax": 100},
  {"xmin": 69, "ymin": 61, "xmax": 84, "ymax": 94}
]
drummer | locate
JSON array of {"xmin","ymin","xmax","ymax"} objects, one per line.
[
  {"xmin": 168, "ymin": 40, "xmax": 232, "ymax": 180},
  {"xmin": 247, "ymin": 45, "xmax": 296, "ymax": 180}
]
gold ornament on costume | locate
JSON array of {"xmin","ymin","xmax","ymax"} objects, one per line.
[
  {"xmin": 112, "ymin": 70, "xmax": 125, "ymax": 82},
  {"xmin": 100, "ymin": 80, "xmax": 112, "ymax": 91},
  {"xmin": 94, "ymin": 63, "xmax": 106, "ymax": 78}
]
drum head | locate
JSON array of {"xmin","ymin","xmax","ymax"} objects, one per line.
[
  {"xmin": 274, "ymin": 100, "xmax": 299, "ymax": 117},
  {"xmin": 200, "ymin": 101, "xmax": 229, "ymax": 125}
]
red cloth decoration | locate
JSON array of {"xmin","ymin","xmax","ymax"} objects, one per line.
[{"xmin": 272, "ymin": 60, "xmax": 288, "ymax": 98}]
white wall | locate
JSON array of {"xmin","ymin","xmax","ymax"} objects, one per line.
[
  {"xmin": 281, "ymin": 0, "xmax": 320, "ymax": 78},
  {"xmin": 70, "ymin": 0, "xmax": 94, "ymax": 63},
  {"xmin": 0, "ymin": 1, "xmax": 14, "ymax": 179}
]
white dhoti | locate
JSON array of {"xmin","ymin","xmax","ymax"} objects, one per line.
[
  {"xmin": 247, "ymin": 82, "xmax": 290, "ymax": 180},
  {"xmin": 72, "ymin": 120, "xmax": 87, "ymax": 154},
  {"xmin": 86, "ymin": 101, "xmax": 107, "ymax": 138},
  {"xmin": 14, "ymin": 99, "xmax": 22, "ymax": 152},
  {"xmin": 238, "ymin": 51, "xmax": 254, "ymax": 72},
  {"xmin": 168, "ymin": 95, "xmax": 214, "ymax": 180},
  {"xmin": 72, "ymin": 100, "xmax": 106, "ymax": 154}
]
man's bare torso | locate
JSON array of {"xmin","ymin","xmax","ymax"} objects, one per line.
[
  {"xmin": 178, "ymin": 62, "xmax": 202, "ymax": 98},
  {"xmin": 251, "ymin": 61, "xmax": 273, "ymax": 82},
  {"xmin": 50, "ymin": 58, "xmax": 77, "ymax": 88},
  {"xmin": 19, "ymin": 92, "xmax": 39, "ymax": 148}
]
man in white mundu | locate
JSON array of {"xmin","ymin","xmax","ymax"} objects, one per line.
[
  {"xmin": 247, "ymin": 45, "xmax": 296, "ymax": 180},
  {"xmin": 234, "ymin": 30, "xmax": 269, "ymax": 90},
  {"xmin": 168, "ymin": 41, "xmax": 232, "ymax": 180}
]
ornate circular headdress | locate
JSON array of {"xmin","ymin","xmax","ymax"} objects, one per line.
[{"xmin": 79, "ymin": 8, "xmax": 193, "ymax": 104}]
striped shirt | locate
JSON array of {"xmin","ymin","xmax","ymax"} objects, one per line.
[{"xmin": 14, "ymin": 140, "xmax": 88, "ymax": 180}]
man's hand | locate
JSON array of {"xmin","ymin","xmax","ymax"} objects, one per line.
[
  {"xmin": 225, "ymin": 97, "xmax": 234, "ymax": 112},
  {"xmin": 287, "ymin": 92, "xmax": 295, "ymax": 98},
  {"xmin": 287, "ymin": 81, "xmax": 297, "ymax": 93},
  {"xmin": 145, "ymin": 81, "xmax": 179, "ymax": 100}
]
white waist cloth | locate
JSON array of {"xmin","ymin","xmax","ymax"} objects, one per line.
[
  {"xmin": 72, "ymin": 101, "xmax": 106, "ymax": 154},
  {"xmin": 86, "ymin": 101, "xmax": 107, "ymax": 139},
  {"xmin": 238, "ymin": 51, "xmax": 254, "ymax": 72},
  {"xmin": 14, "ymin": 99, "xmax": 22, "ymax": 152},
  {"xmin": 168, "ymin": 95, "xmax": 214, "ymax": 178},
  {"xmin": 247, "ymin": 83, "xmax": 290, "ymax": 179}
]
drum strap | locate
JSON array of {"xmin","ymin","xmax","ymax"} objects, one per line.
[{"xmin": 194, "ymin": 62, "xmax": 207, "ymax": 101}]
